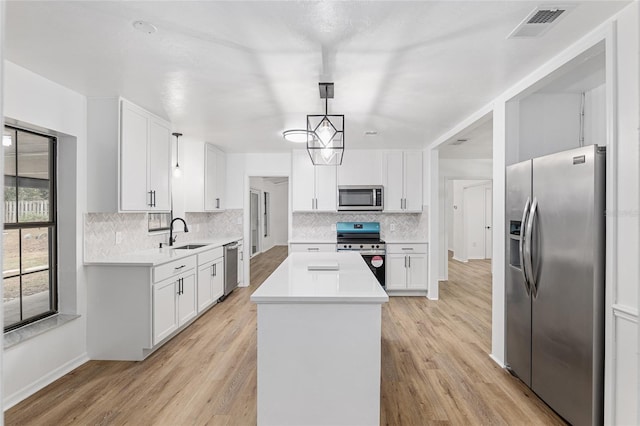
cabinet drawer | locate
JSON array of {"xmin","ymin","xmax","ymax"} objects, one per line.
[
  {"xmin": 386, "ymin": 244, "xmax": 427, "ymax": 254},
  {"xmin": 289, "ymin": 243, "xmax": 336, "ymax": 253},
  {"xmin": 197, "ymin": 246, "xmax": 224, "ymax": 265},
  {"xmin": 154, "ymin": 256, "xmax": 197, "ymax": 283}
]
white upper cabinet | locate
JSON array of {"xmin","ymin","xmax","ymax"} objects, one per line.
[
  {"xmin": 383, "ymin": 150, "xmax": 423, "ymax": 212},
  {"xmin": 87, "ymin": 97, "xmax": 172, "ymax": 212},
  {"xmin": 337, "ymin": 150, "xmax": 384, "ymax": 186},
  {"xmin": 184, "ymin": 141, "xmax": 226, "ymax": 212},
  {"xmin": 292, "ymin": 150, "xmax": 336, "ymax": 212}
]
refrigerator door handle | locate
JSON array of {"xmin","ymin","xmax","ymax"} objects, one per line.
[
  {"xmin": 519, "ymin": 197, "xmax": 532, "ymax": 295},
  {"xmin": 525, "ymin": 198, "xmax": 538, "ymax": 298}
]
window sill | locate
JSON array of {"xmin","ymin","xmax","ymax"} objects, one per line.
[{"xmin": 4, "ymin": 314, "xmax": 80, "ymax": 350}]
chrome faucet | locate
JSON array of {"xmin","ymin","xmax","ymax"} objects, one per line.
[{"xmin": 169, "ymin": 217, "xmax": 189, "ymax": 246}]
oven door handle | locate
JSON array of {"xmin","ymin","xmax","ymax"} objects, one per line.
[{"xmin": 359, "ymin": 251, "xmax": 386, "ymax": 256}]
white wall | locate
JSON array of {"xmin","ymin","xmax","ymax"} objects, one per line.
[
  {"xmin": 438, "ymin": 159, "xmax": 492, "ymax": 279},
  {"xmin": 3, "ymin": 61, "xmax": 89, "ymax": 408},
  {"xmin": 607, "ymin": 4, "xmax": 639, "ymax": 424},
  {"xmin": 1, "ymin": 1, "xmax": 5, "ymax": 416},
  {"xmin": 248, "ymin": 177, "xmax": 288, "ymax": 253},
  {"xmin": 226, "ymin": 153, "xmax": 292, "ymax": 209}
]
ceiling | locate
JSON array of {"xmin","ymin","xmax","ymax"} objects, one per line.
[
  {"xmin": 4, "ymin": 1, "xmax": 629, "ymax": 153},
  {"xmin": 438, "ymin": 117, "xmax": 493, "ymax": 160}
]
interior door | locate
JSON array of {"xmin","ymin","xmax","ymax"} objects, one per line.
[
  {"xmin": 250, "ymin": 190, "xmax": 260, "ymax": 256},
  {"xmin": 485, "ymin": 186, "xmax": 493, "ymax": 259}
]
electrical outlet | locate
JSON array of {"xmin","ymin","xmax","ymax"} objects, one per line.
[
  {"xmin": 390, "ymin": 224, "xmax": 396, "ymax": 231},
  {"xmin": 115, "ymin": 231, "xmax": 123, "ymax": 245}
]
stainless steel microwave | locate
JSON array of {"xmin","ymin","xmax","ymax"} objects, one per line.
[{"xmin": 337, "ymin": 186, "xmax": 384, "ymax": 211}]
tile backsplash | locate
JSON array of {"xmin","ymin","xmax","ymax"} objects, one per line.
[
  {"xmin": 84, "ymin": 210, "xmax": 243, "ymax": 261},
  {"xmin": 291, "ymin": 209, "xmax": 428, "ymax": 241}
]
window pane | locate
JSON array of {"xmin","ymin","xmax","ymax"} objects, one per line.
[
  {"xmin": 4, "ymin": 128, "xmax": 17, "ymax": 223},
  {"xmin": 17, "ymin": 131, "xmax": 51, "ymax": 223},
  {"xmin": 3, "ymin": 229, "xmax": 20, "ymax": 278},
  {"xmin": 4, "ymin": 276, "xmax": 21, "ymax": 327},
  {"xmin": 22, "ymin": 271, "xmax": 50, "ymax": 319},
  {"xmin": 22, "ymin": 227, "xmax": 50, "ymax": 273}
]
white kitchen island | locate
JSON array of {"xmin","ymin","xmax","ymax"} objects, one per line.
[{"xmin": 250, "ymin": 251, "xmax": 389, "ymax": 426}]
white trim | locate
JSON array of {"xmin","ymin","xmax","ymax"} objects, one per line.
[
  {"xmin": 603, "ymin": 20, "xmax": 619, "ymax": 426},
  {"xmin": 451, "ymin": 256, "xmax": 468, "ymax": 264},
  {"xmin": 3, "ymin": 353, "xmax": 89, "ymax": 410},
  {"xmin": 612, "ymin": 304, "xmax": 638, "ymax": 323},
  {"xmin": 489, "ymin": 353, "xmax": 506, "ymax": 368}
]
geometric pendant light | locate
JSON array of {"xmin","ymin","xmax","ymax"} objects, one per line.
[{"xmin": 306, "ymin": 82, "xmax": 344, "ymax": 166}]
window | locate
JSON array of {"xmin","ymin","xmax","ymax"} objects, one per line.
[{"xmin": 3, "ymin": 126, "xmax": 57, "ymax": 332}]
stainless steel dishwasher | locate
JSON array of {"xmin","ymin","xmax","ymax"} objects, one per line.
[{"xmin": 222, "ymin": 242, "xmax": 239, "ymax": 298}]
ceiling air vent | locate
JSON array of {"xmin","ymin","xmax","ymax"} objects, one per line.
[{"xmin": 508, "ymin": 6, "xmax": 570, "ymax": 39}]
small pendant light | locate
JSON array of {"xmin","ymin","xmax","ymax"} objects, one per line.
[{"xmin": 172, "ymin": 132, "xmax": 183, "ymax": 178}]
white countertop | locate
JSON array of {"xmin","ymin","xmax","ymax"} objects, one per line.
[
  {"xmin": 84, "ymin": 236, "xmax": 242, "ymax": 266},
  {"xmin": 250, "ymin": 252, "xmax": 389, "ymax": 304}
]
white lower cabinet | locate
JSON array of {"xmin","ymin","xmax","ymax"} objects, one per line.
[
  {"xmin": 386, "ymin": 244, "xmax": 428, "ymax": 293},
  {"xmin": 197, "ymin": 256, "xmax": 224, "ymax": 313},
  {"xmin": 87, "ymin": 242, "xmax": 239, "ymax": 361},
  {"xmin": 152, "ymin": 269, "xmax": 197, "ymax": 346}
]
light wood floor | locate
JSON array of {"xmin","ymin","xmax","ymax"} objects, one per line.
[{"xmin": 6, "ymin": 246, "xmax": 564, "ymax": 425}]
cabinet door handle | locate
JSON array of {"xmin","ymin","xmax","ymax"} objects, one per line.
[
  {"xmin": 307, "ymin": 247, "xmax": 320, "ymax": 251},
  {"xmin": 148, "ymin": 190, "xmax": 154, "ymax": 207},
  {"xmin": 404, "ymin": 255, "xmax": 407, "ymax": 268},
  {"xmin": 408, "ymin": 256, "xmax": 411, "ymax": 268},
  {"xmin": 213, "ymin": 263, "xmax": 217, "ymax": 277},
  {"xmin": 216, "ymin": 198, "xmax": 220, "ymax": 209},
  {"xmin": 174, "ymin": 265, "xmax": 186, "ymax": 271},
  {"xmin": 401, "ymin": 248, "xmax": 414, "ymax": 251}
]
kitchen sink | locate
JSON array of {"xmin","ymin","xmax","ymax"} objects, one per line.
[{"xmin": 172, "ymin": 244, "xmax": 208, "ymax": 250}]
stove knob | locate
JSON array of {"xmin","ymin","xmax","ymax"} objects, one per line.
[
  {"xmin": 360, "ymin": 245, "xmax": 363, "ymax": 249},
  {"xmin": 371, "ymin": 245, "xmax": 375, "ymax": 249},
  {"xmin": 376, "ymin": 245, "xmax": 379, "ymax": 248},
  {"xmin": 348, "ymin": 245, "xmax": 352, "ymax": 248}
]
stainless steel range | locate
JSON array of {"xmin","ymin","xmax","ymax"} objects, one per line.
[{"xmin": 336, "ymin": 222, "xmax": 386, "ymax": 288}]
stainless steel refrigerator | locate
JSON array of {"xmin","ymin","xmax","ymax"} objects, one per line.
[{"xmin": 505, "ymin": 145, "xmax": 605, "ymax": 426}]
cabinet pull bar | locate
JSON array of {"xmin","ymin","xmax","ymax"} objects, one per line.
[
  {"xmin": 401, "ymin": 248, "xmax": 414, "ymax": 251},
  {"xmin": 408, "ymin": 256, "xmax": 411, "ymax": 268},
  {"xmin": 404, "ymin": 255, "xmax": 407, "ymax": 268},
  {"xmin": 148, "ymin": 190, "xmax": 154, "ymax": 207},
  {"xmin": 307, "ymin": 247, "xmax": 320, "ymax": 251},
  {"xmin": 174, "ymin": 265, "xmax": 186, "ymax": 270},
  {"xmin": 216, "ymin": 198, "xmax": 220, "ymax": 209}
]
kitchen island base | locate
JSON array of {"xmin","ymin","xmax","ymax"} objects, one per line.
[{"xmin": 257, "ymin": 302, "xmax": 382, "ymax": 426}]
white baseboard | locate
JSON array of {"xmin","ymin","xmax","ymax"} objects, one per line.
[
  {"xmin": 489, "ymin": 353, "xmax": 506, "ymax": 368},
  {"xmin": 4, "ymin": 352, "xmax": 89, "ymax": 410},
  {"xmin": 452, "ymin": 256, "xmax": 468, "ymax": 263}
]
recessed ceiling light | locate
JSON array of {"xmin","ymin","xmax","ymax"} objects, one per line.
[{"xmin": 133, "ymin": 20, "xmax": 157, "ymax": 35}]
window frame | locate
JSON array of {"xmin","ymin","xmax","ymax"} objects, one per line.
[{"xmin": 3, "ymin": 125, "xmax": 58, "ymax": 332}]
